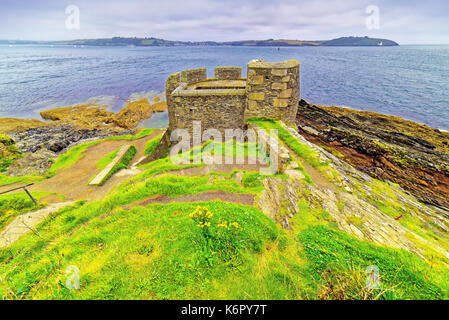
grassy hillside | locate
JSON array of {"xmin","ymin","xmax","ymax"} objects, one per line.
[
  {"xmin": 1, "ymin": 36, "xmax": 398, "ymax": 47},
  {"xmin": 322, "ymin": 36, "xmax": 398, "ymax": 46},
  {"xmin": 1, "ymin": 124, "xmax": 448, "ymax": 300}
]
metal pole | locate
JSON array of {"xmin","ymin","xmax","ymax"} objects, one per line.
[{"xmin": 23, "ymin": 187, "xmax": 38, "ymax": 205}]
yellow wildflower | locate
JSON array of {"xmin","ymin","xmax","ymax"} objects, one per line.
[
  {"xmin": 230, "ymin": 222, "xmax": 240, "ymax": 229},
  {"xmin": 217, "ymin": 221, "xmax": 228, "ymax": 228}
]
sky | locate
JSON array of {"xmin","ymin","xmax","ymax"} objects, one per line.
[{"xmin": 0, "ymin": 0, "xmax": 448, "ymax": 44}]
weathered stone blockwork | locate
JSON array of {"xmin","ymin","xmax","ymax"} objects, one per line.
[
  {"xmin": 214, "ymin": 67, "xmax": 242, "ymax": 80},
  {"xmin": 244, "ymin": 60, "xmax": 300, "ymax": 126},
  {"xmin": 171, "ymin": 87, "xmax": 247, "ymax": 135},
  {"xmin": 165, "ymin": 59, "xmax": 300, "ymax": 136},
  {"xmin": 180, "ymin": 68, "xmax": 207, "ymax": 85}
]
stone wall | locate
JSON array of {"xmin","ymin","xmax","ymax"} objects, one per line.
[
  {"xmin": 214, "ymin": 67, "xmax": 242, "ymax": 80},
  {"xmin": 248, "ymin": 123, "xmax": 291, "ymax": 174},
  {"xmin": 166, "ymin": 72, "xmax": 181, "ymax": 131},
  {"xmin": 171, "ymin": 88, "xmax": 247, "ymax": 136},
  {"xmin": 244, "ymin": 59, "xmax": 300, "ymax": 126},
  {"xmin": 138, "ymin": 129, "xmax": 171, "ymax": 165}
]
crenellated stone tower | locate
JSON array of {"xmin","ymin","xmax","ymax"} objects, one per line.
[
  {"xmin": 244, "ymin": 59, "xmax": 300, "ymax": 126},
  {"xmin": 165, "ymin": 59, "xmax": 300, "ymax": 135}
]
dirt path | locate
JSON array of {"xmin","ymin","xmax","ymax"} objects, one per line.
[
  {"xmin": 0, "ymin": 202, "xmax": 74, "ymax": 248},
  {"xmin": 281, "ymin": 141, "xmax": 334, "ymax": 189},
  {"xmin": 127, "ymin": 191, "xmax": 255, "ymax": 209},
  {"xmin": 29, "ymin": 130, "xmax": 163, "ymax": 202}
]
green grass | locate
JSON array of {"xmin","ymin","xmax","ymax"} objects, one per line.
[
  {"xmin": 2, "ymin": 173, "xmax": 446, "ymax": 299},
  {"xmin": 0, "ymin": 134, "xmax": 22, "ymax": 172},
  {"xmin": 1, "ymin": 136, "xmax": 448, "ymax": 300},
  {"xmin": 289, "ymin": 197, "xmax": 449, "ymax": 300},
  {"xmin": 144, "ymin": 134, "xmax": 163, "ymax": 156},
  {"xmin": 46, "ymin": 129, "xmax": 157, "ymax": 178},
  {"xmin": 1, "ymin": 164, "xmax": 448, "ymax": 300},
  {"xmin": 96, "ymin": 149, "xmax": 120, "ymax": 172},
  {"xmin": 125, "ymin": 157, "xmax": 204, "ymax": 186},
  {"xmin": 247, "ymin": 118, "xmax": 328, "ymax": 168},
  {"xmin": 106, "ymin": 128, "xmax": 158, "ymax": 141},
  {"xmin": 0, "ymin": 174, "xmax": 44, "ymax": 187},
  {"xmin": 0, "ymin": 192, "xmax": 51, "ymax": 231},
  {"xmin": 241, "ymin": 171, "xmax": 263, "ymax": 188},
  {"xmin": 298, "ymin": 225, "xmax": 444, "ymax": 299},
  {"xmin": 96, "ymin": 146, "xmax": 137, "ymax": 186},
  {"xmin": 206, "ymin": 140, "xmax": 266, "ymax": 160},
  {"xmin": 0, "ymin": 201, "xmax": 278, "ymax": 299}
]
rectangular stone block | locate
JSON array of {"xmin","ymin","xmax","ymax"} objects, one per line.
[
  {"xmin": 272, "ymin": 82, "xmax": 287, "ymax": 90},
  {"xmin": 281, "ymin": 76, "xmax": 290, "ymax": 82},
  {"xmin": 249, "ymin": 92, "xmax": 265, "ymax": 101},
  {"xmin": 273, "ymin": 98, "xmax": 288, "ymax": 107},
  {"xmin": 280, "ymin": 89, "xmax": 292, "ymax": 98},
  {"xmin": 249, "ymin": 75, "xmax": 264, "ymax": 85},
  {"xmin": 248, "ymin": 100, "xmax": 259, "ymax": 110},
  {"xmin": 271, "ymin": 69, "xmax": 287, "ymax": 76}
]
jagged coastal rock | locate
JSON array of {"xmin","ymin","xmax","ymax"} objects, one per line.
[
  {"xmin": 0, "ymin": 98, "xmax": 166, "ymax": 176},
  {"xmin": 296, "ymin": 100, "xmax": 449, "ymax": 209},
  {"xmin": 258, "ymin": 123, "xmax": 449, "ymax": 259}
]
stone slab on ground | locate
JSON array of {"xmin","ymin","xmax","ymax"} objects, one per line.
[
  {"xmin": 89, "ymin": 144, "xmax": 132, "ymax": 186},
  {"xmin": 0, "ymin": 202, "xmax": 74, "ymax": 248}
]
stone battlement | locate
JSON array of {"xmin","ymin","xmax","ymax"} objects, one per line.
[{"xmin": 166, "ymin": 59, "xmax": 300, "ymax": 135}]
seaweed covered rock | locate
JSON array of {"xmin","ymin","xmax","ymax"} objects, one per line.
[
  {"xmin": 112, "ymin": 98, "xmax": 153, "ymax": 129},
  {"xmin": 40, "ymin": 104, "xmax": 115, "ymax": 130},
  {"xmin": 296, "ymin": 100, "xmax": 449, "ymax": 209}
]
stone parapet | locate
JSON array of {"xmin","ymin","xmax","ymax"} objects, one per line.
[
  {"xmin": 214, "ymin": 67, "xmax": 242, "ymax": 80},
  {"xmin": 180, "ymin": 68, "xmax": 207, "ymax": 85}
]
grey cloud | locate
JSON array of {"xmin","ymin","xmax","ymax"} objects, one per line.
[{"xmin": 0, "ymin": 0, "xmax": 448, "ymax": 44}]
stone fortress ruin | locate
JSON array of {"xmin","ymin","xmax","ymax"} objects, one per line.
[
  {"xmin": 165, "ymin": 59, "xmax": 300, "ymax": 135},
  {"xmin": 140, "ymin": 59, "xmax": 300, "ymax": 165}
]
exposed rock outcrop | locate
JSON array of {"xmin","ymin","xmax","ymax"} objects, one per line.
[
  {"xmin": 296, "ymin": 100, "xmax": 449, "ymax": 209},
  {"xmin": 1, "ymin": 98, "xmax": 166, "ymax": 176},
  {"xmin": 5, "ymin": 125, "xmax": 132, "ymax": 176},
  {"xmin": 258, "ymin": 123, "xmax": 449, "ymax": 261},
  {"xmin": 40, "ymin": 104, "xmax": 115, "ymax": 130},
  {"xmin": 113, "ymin": 98, "xmax": 167, "ymax": 129}
]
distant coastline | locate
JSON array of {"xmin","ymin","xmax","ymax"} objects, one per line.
[{"xmin": 0, "ymin": 36, "xmax": 399, "ymax": 47}]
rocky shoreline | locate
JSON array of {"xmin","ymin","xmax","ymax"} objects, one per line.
[
  {"xmin": 0, "ymin": 97, "xmax": 166, "ymax": 176},
  {"xmin": 296, "ymin": 100, "xmax": 449, "ymax": 210},
  {"xmin": 1, "ymin": 97, "xmax": 448, "ymax": 213}
]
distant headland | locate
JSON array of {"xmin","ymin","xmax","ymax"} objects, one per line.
[{"xmin": 0, "ymin": 36, "xmax": 399, "ymax": 47}]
